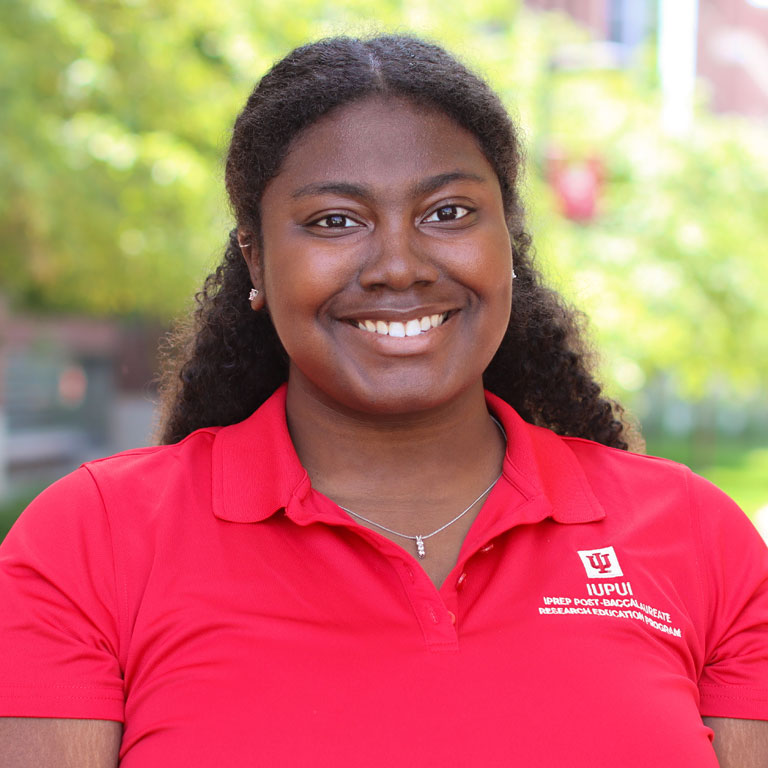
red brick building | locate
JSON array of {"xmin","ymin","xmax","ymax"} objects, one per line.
[
  {"xmin": 525, "ymin": 0, "xmax": 768, "ymax": 119},
  {"xmin": 698, "ymin": 0, "xmax": 768, "ymax": 118}
]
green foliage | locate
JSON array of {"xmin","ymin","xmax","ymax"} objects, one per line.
[
  {"xmin": 2, "ymin": 0, "xmax": 767, "ymax": 409},
  {"xmin": 529, "ymin": 85, "xmax": 768, "ymax": 403},
  {"xmin": 704, "ymin": 448, "xmax": 768, "ymax": 519},
  {"xmin": 0, "ymin": 486, "xmax": 45, "ymax": 542}
]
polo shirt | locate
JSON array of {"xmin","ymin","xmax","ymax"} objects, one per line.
[{"xmin": 1, "ymin": 385, "xmax": 767, "ymax": 766}]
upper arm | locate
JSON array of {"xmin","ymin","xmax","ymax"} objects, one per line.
[
  {"xmin": 0, "ymin": 718, "xmax": 121, "ymax": 768},
  {"xmin": 692, "ymin": 474, "xmax": 768, "ymax": 723},
  {"xmin": 0, "ymin": 471, "xmax": 124, "ymax": 721},
  {"xmin": 703, "ymin": 717, "xmax": 768, "ymax": 768}
]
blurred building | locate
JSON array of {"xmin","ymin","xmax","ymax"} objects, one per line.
[
  {"xmin": 525, "ymin": 0, "xmax": 768, "ymax": 119},
  {"xmin": 0, "ymin": 298, "xmax": 162, "ymax": 498},
  {"xmin": 699, "ymin": 0, "xmax": 768, "ymax": 118}
]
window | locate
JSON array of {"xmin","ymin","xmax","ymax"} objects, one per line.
[{"xmin": 608, "ymin": 0, "xmax": 653, "ymax": 52}]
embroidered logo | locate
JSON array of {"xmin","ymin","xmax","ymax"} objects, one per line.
[{"xmin": 577, "ymin": 546, "xmax": 623, "ymax": 578}]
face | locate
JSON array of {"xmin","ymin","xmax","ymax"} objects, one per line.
[{"xmin": 244, "ymin": 96, "xmax": 513, "ymax": 417}]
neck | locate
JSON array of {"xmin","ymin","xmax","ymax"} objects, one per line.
[{"xmin": 284, "ymin": 375, "xmax": 506, "ymax": 515}]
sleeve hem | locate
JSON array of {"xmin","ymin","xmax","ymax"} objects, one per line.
[
  {"xmin": 0, "ymin": 688, "xmax": 124, "ymax": 721},
  {"xmin": 700, "ymin": 686, "xmax": 768, "ymax": 720}
]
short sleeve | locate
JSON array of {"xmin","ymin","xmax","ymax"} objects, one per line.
[
  {"xmin": 0, "ymin": 468, "xmax": 125, "ymax": 720},
  {"xmin": 692, "ymin": 472, "xmax": 768, "ymax": 719}
]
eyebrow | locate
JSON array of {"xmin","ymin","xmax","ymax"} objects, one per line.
[{"xmin": 291, "ymin": 171, "xmax": 487, "ymax": 201}]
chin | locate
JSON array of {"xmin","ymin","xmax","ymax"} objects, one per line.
[{"xmin": 343, "ymin": 378, "xmax": 479, "ymax": 418}]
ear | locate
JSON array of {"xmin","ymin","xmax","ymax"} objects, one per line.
[{"xmin": 237, "ymin": 228, "xmax": 266, "ymax": 311}]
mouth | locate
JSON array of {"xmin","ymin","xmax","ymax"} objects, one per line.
[{"xmin": 349, "ymin": 312, "xmax": 450, "ymax": 338}]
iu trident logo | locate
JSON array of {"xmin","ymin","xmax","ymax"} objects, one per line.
[{"xmin": 577, "ymin": 546, "xmax": 623, "ymax": 578}]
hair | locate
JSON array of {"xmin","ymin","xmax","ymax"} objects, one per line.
[{"xmin": 158, "ymin": 34, "xmax": 639, "ymax": 451}]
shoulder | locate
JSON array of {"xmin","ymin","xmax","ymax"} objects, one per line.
[
  {"xmin": 530, "ymin": 425, "xmax": 757, "ymax": 544},
  {"xmin": 561, "ymin": 431, "xmax": 690, "ymax": 482},
  {"xmin": 83, "ymin": 425, "xmax": 221, "ymax": 488},
  {"xmin": 555, "ymin": 430, "xmax": 764, "ymax": 561},
  {"xmin": 557, "ymin": 431, "xmax": 696, "ymax": 504},
  {"xmin": 4, "ymin": 426, "xmax": 224, "ymax": 559}
]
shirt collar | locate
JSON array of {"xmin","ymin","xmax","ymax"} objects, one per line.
[
  {"xmin": 212, "ymin": 385, "xmax": 605, "ymax": 526},
  {"xmin": 212, "ymin": 385, "xmax": 310, "ymax": 523},
  {"xmin": 485, "ymin": 391, "xmax": 606, "ymax": 525}
]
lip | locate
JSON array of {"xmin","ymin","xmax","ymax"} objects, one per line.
[
  {"xmin": 335, "ymin": 305, "xmax": 458, "ymax": 323},
  {"xmin": 335, "ymin": 310, "xmax": 457, "ymax": 356}
]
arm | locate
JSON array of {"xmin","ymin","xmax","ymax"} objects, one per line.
[
  {"xmin": 690, "ymin": 473, "xmax": 768, "ymax": 763},
  {"xmin": 0, "ymin": 472, "xmax": 125, "ymax": 729},
  {"xmin": 703, "ymin": 717, "xmax": 768, "ymax": 768},
  {"xmin": 0, "ymin": 718, "xmax": 121, "ymax": 768}
]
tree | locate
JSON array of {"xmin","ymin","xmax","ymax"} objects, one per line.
[{"xmin": 2, "ymin": 0, "xmax": 766, "ymax": 406}]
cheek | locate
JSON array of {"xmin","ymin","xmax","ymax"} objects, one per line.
[
  {"xmin": 476, "ymin": 233, "xmax": 514, "ymax": 343},
  {"xmin": 261, "ymin": 247, "xmax": 354, "ymax": 353},
  {"xmin": 455, "ymin": 229, "xmax": 513, "ymax": 304},
  {"xmin": 265, "ymin": 262, "xmax": 348, "ymax": 315}
]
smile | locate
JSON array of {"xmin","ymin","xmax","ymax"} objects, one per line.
[{"xmin": 353, "ymin": 313, "xmax": 449, "ymax": 337}]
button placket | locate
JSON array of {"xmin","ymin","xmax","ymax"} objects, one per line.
[{"xmin": 388, "ymin": 558, "xmax": 459, "ymax": 649}]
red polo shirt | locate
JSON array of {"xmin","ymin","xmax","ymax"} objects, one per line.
[{"xmin": 1, "ymin": 386, "xmax": 767, "ymax": 766}]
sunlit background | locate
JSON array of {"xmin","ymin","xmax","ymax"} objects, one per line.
[{"xmin": 2, "ymin": 0, "xmax": 767, "ymax": 539}]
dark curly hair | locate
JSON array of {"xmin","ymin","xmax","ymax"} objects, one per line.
[{"xmin": 158, "ymin": 34, "xmax": 638, "ymax": 451}]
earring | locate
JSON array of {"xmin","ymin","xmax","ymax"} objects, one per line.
[
  {"xmin": 512, "ymin": 268, "xmax": 518, "ymax": 279},
  {"xmin": 239, "ymin": 240, "xmax": 251, "ymax": 250},
  {"xmin": 248, "ymin": 288, "xmax": 259, "ymax": 301}
]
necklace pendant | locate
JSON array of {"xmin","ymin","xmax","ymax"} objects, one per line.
[{"xmin": 416, "ymin": 536, "xmax": 426, "ymax": 559}]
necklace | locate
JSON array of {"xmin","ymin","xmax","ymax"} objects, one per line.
[
  {"xmin": 337, "ymin": 414, "xmax": 506, "ymax": 560},
  {"xmin": 338, "ymin": 474, "xmax": 501, "ymax": 560}
]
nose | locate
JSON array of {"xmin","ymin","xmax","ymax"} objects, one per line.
[{"xmin": 358, "ymin": 222, "xmax": 440, "ymax": 291}]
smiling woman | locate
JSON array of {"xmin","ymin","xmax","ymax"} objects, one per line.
[
  {"xmin": 1, "ymin": 35, "xmax": 767, "ymax": 768},
  {"xmin": 248, "ymin": 97, "xmax": 514, "ymax": 419}
]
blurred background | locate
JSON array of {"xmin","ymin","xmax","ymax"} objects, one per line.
[{"xmin": 2, "ymin": 0, "xmax": 767, "ymax": 539}]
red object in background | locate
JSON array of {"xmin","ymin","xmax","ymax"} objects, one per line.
[{"xmin": 546, "ymin": 147, "xmax": 604, "ymax": 223}]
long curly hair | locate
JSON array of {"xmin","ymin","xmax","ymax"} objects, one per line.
[{"xmin": 158, "ymin": 34, "xmax": 638, "ymax": 451}]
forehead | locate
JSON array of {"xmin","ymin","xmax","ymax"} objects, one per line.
[{"xmin": 268, "ymin": 96, "xmax": 497, "ymax": 197}]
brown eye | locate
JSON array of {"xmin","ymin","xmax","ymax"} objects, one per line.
[
  {"xmin": 314, "ymin": 214, "xmax": 357, "ymax": 228},
  {"xmin": 423, "ymin": 205, "xmax": 471, "ymax": 223}
]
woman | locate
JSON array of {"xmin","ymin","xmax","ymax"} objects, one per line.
[{"xmin": 1, "ymin": 35, "xmax": 766, "ymax": 767}]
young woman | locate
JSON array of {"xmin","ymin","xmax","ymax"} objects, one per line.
[{"xmin": 1, "ymin": 35, "xmax": 766, "ymax": 767}]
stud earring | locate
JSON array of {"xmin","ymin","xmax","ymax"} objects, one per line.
[
  {"xmin": 512, "ymin": 268, "xmax": 518, "ymax": 279},
  {"xmin": 248, "ymin": 288, "xmax": 259, "ymax": 301}
]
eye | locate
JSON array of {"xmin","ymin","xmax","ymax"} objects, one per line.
[
  {"xmin": 312, "ymin": 213, "xmax": 360, "ymax": 228},
  {"xmin": 422, "ymin": 205, "xmax": 473, "ymax": 223}
]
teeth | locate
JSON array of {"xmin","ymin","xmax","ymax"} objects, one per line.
[
  {"xmin": 354, "ymin": 313, "xmax": 448, "ymax": 337},
  {"xmin": 405, "ymin": 319, "xmax": 421, "ymax": 336}
]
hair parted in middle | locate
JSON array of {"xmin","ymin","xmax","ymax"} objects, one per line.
[{"xmin": 158, "ymin": 34, "xmax": 636, "ymax": 451}]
